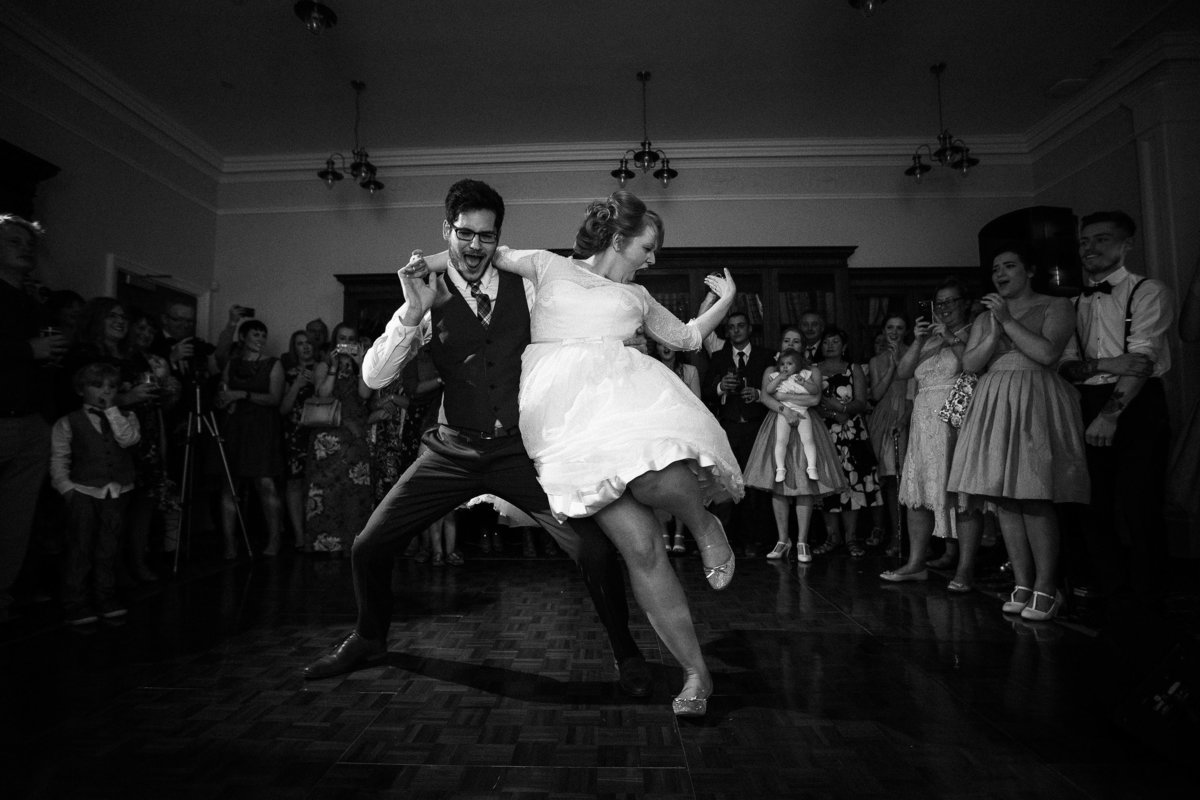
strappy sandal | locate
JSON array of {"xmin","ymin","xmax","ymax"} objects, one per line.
[
  {"xmin": 865, "ymin": 528, "xmax": 885, "ymax": 547},
  {"xmin": 848, "ymin": 541, "xmax": 866, "ymax": 559}
]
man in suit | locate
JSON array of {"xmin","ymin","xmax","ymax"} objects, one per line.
[
  {"xmin": 302, "ymin": 180, "xmax": 650, "ymax": 696},
  {"xmin": 798, "ymin": 310, "xmax": 826, "ymax": 364},
  {"xmin": 702, "ymin": 311, "xmax": 773, "ymax": 557}
]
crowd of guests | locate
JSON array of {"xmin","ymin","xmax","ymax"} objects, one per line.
[
  {"xmin": 688, "ymin": 209, "xmax": 1194, "ymax": 624},
  {"xmin": 1, "ymin": 207, "xmax": 1196, "ymax": 630}
]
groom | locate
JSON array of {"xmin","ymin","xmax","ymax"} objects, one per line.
[{"xmin": 302, "ymin": 180, "xmax": 651, "ymax": 696}]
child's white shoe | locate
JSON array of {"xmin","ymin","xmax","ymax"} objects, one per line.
[{"xmin": 774, "ymin": 467, "xmax": 787, "ymax": 483}]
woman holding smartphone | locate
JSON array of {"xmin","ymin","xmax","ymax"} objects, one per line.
[
  {"xmin": 882, "ymin": 279, "xmax": 982, "ymax": 589},
  {"xmin": 305, "ymin": 323, "xmax": 375, "ymax": 554}
]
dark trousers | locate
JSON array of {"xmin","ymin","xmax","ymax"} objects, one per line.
[
  {"xmin": 1069, "ymin": 379, "xmax": 1170, "ymax": 599},
  {"xmin": 0, "ymin": 415, "xmax": 50, "ymax": 612},
  {"xmin": 715, "ymin": 418, "xmax": 767, "ymax": 551},
  {"xmin": 61, "ymin": 491, "xmax": 129, "ymax": 609},
  {"xmin": 351, "ymin": 426, "xmax": 639, "ymax": 661}
]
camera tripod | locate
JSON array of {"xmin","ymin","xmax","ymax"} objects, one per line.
[{"xmin": 172, "ymin": 382, "xmax": 252, "ymax": 573}]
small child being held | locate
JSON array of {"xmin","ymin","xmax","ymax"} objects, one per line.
[
  {"xmin": 764, "ymin": 349, "xmax": 820, "ymax": 483},
  {"xmin": 50, "ymin": 362, "xmax": 142, "ymax": 625}
]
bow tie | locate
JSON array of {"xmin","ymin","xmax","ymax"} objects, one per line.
[{"xmin": 1081, "ymin": 281, "xmax": 1114, "ymax": 296}]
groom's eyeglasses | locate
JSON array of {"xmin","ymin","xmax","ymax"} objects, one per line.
[{"xmin": 450, "ymin": 225, "xmax": 499, "ymax": 245}]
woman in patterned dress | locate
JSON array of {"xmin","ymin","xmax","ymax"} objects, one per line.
[
  {"xmin": 880, "ymin": 279, "xmax": 982, "ymax": 589},
  {"xmin": 814, "ymin": 328, "xmax": 882, "ymax": 557},
  {"xmin": 280, "ymin": 330, "xmax": 318, "ymax": 551},
  {"xmin": 304, "ymin": 323, "xmax": 374, "ymax": 554}
]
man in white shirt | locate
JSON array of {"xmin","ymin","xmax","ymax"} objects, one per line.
[
  {"xmin": 1060, "ymin": 210, "xmax": 1174, "ymax": 613},
  {"xmin": 302, "ymin": 180, "xmax": 650, "ymax": 695}
]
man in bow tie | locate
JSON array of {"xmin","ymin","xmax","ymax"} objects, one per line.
[
  {"xmin": 301, "ymin": 180, "xmax": 651, "ymax": 697},
  {"xmin": 1060, "ymin": 210, "xmax": 1174, "ymax": 615}
]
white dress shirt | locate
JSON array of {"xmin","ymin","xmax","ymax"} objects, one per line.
[{"xmin": 1075, "ymin": 266, "xmax": 1174, "ymax": 385}]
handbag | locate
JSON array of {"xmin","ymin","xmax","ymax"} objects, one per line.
[
  {"xmin": 299, "ymin": 396, "xmax": 342, "ymax": 428},
  {"xmin": 936, "ymin": 372, "xmax": 978, "ymax": 429}
]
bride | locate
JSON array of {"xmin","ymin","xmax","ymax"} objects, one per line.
[{"xmin": 404, "ymin": 191, "xmax": 742, "ymax": 716}]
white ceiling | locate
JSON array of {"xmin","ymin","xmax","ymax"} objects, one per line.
[{"xmin": 7, "ymin": 0, "xmax": 1198, "ymax": 162}]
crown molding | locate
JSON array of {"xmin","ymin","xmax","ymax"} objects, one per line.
[
  {"xmin": 220, "ymin": 135, "xmax": 1031, "ymax": 182},
  {"xmin": 0, "ymin": 7, "xmax": 224, "ymax": 177},
  {"xmin": 1025, "ymin": 31, "xmax": 1200, "ymax": 160}
]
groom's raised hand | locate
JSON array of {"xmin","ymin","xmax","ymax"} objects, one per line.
[{"xmin": 398, "ymin": 250, "xmax": 439, "ymax": 325}]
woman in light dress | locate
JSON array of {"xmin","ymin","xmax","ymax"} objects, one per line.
[
  {"xmin": 407, "ymin": 191, "xmax": 742, "ymax": 716},
  {"xmin": 880, "ymin": 278, "xmax": 982, "ymax": 590},
  {"xmin": 946, "ymin": 248, "xmax": 1089, "ymax": 620}
]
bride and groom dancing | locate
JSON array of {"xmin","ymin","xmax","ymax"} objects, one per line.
[{"xmin": 303, "ymin": 178, "xmax": 743, "ymax": 716}]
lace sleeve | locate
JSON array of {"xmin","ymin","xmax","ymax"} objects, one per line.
[
  {"xmin": 641, "ymin": 287, "xmax": 702, "ymax": 352},
  {"xmin": 493, "ymin": 248, "xmax": 563, "ymax": 285}
]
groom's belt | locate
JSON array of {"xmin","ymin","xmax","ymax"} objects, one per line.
[{"xmin": 439, "ymin": 423, "xmax": 522, "ymax": 442}]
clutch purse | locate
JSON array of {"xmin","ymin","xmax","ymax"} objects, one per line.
[
  {"xmin": 299, "ymin": 396, "xmax": 342, "ymax": 428},
  {"xmin": 936, "ymin": 372, "xmax": 978, "ymax": 429}
]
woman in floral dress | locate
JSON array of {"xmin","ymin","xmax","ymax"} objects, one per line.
[
  {"xmin": 814, "ymin": 327, "xmax": 881, "ymax": 557},
  {"xmin": 305, "ymin": 323, "xmax": 374, "ymax": 553},
  {"xmin": 281, "ymin": 330, "xmax": 318, "ymax": 550}
]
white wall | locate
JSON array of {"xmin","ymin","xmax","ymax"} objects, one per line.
[{"xmin": 213, "ymin": 159, "xmax": 1035, "ymax": 353}]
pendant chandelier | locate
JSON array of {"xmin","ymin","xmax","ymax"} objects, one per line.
[
  {"xmin": 904, "ymin": 62, "xmax": 980, "ymax": 182},
  {"xmin": 611, "ymin": 71, "xmax": 678, "ymax": 188},
  {"xmin": 316, "ymin": 80, "xmax": 384, "ymax": 194},
  {"xmin": 847, "ymin": 0, "xmax": 887, "ymax": 17},
  {"xmin": 294, "ymin": 1, "xmax": 337, "ymax": 34}
]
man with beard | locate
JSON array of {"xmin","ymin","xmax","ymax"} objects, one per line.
[
  {"xmin": 1060, "ymin": 210, "xmax": 1174, "ymax": 616},
  {"xmin": 302, "ymin": 180, "xmax": 650, "ymax": 696}
]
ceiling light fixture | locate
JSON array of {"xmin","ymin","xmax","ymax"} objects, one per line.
[
  {"xmin": 294, "ymin": 1, "xmax": 337, "ymax": 34},
  {"xmin": 611, "ymin": 71, "xmax": 677, "ymax": 189},
  {"xmin": 905, "ymin": 62, "xmax": 980, "ymax": 182},
  {"xmin": 848, "ymin": 0, "xmax": 887, "ymax": 17},
  {"xmin": 316, "ymin": 80, "xmax": 384, "ymax": 194}
]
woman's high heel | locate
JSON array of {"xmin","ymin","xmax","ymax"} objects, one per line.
[
  {"xmin": 766, "ymin": 541, "xmax": 792, "ymax": 560},
  {"xmin": 1002, "ymin": 585, "xmax": 1034, "ymax": 614},
  {"xmin": 796, "ymin": 542, "xmax": 812, "ymax": 563},
  {"xmin": 1020, "ymin": 589, "xmax": 1064, "ymax": 621}
]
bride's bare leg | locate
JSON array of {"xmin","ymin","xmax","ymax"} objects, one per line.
[
  {"xmin": 593, "ymin": 493, "xmax": 712, "ymax": 707},
  {"xmin": 627, "ymin": 461, "xmax": 734, "ymax": 587}
]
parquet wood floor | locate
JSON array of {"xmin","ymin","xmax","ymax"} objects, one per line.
[{"xmin": 1, "ymin": 546, "xmax": 1194, "ymax": 799}]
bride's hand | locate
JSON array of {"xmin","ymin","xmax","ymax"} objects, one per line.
[
  {"xmin": 703, "ymin": 269, "xmax": 736, "ymax": 300},
  {"xmin": 398, "ymin": 249, "xmax": 428, "ymax": 279}
]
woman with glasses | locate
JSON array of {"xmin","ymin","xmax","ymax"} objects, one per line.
[
  {"xmin": 946, "ymin": 247, "xmax": 1088, "ymax": 620},
  {"xmin": 881, "ymin": 279, "xmax": 983, "ymax": 590}
]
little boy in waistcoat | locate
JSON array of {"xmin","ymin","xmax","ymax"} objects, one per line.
[{"xmin": 50, "ymin": 362, "xmax": 141, "ymax": 625}]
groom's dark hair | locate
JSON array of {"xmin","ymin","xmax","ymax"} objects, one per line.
[{"xmin": 445, "ymin": 179, "xmax": 505, "ymax": 231}]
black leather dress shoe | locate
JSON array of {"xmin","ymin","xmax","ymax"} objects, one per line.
[
  {"xmin": 616, "ymin": 656, "xmax": 652, "ymax": 697},
  {"xmin": 303, "ymin": 631, "xmax": 387, "ymax": 680}
]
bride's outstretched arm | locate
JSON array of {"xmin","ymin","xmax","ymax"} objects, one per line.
[{"xmin": 691, "ymin": 270, "xmax": 737, "ymax": 340}]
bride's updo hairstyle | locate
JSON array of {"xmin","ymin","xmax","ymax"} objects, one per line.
[{"xmin": 573, "ymin": 191, "xmax": 665, "ymax": 258}]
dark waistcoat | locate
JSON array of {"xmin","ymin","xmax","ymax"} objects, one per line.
[
  {"xmin": 67, "ymin": 409, "xmax": 135, "ymax": 487},
  {"xmin": 430, "ymin": 271, "xmax": 530, "ymax": 431}
]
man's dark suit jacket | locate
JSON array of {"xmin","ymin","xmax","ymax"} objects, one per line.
[{"xmin": 702, "ymin": 344, "xmax": 773, "ymax": 431}]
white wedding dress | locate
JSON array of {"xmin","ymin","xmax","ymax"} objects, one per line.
[{"xmin": 497, "ymin": 248, "xmax": 745, "ymax": 521}]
